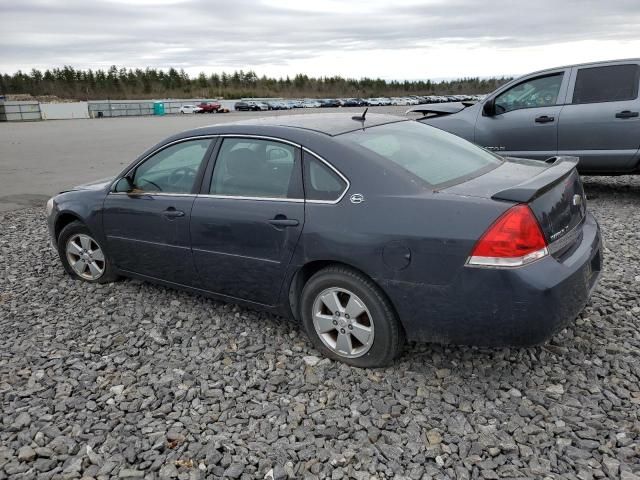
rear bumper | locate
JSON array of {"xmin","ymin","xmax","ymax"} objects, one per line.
[{"xmin": 382, "ymin": 212, "xmax": 602, "ymax": 346}]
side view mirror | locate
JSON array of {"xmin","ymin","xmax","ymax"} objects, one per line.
[
  {"xmin": 483, "ymin": 98, "xmax": 496, "ymax": 117},
  {"xmin": 114, "ymin": 176, "xmax": 134, "ymax": 193}
]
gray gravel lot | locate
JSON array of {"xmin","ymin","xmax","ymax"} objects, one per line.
[
  {"xmin": 0, "ymin": 175, "xmax": 638, "ymax": 479},
  {"xmin": 0, "ymin": 106, "xmax": 409, "ymax": 212}
]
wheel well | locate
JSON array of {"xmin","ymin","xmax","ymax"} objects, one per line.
[
  {"xmin": 287, "ymin": 260, "xmax": 400, "ymax": 326},
  {"xmin": 54, "ymin": 213, "xmax": 82, "ymax": 241},
  {"xmin": 288, "ymin": 261, "xmax": 336, "ymax": 321}
]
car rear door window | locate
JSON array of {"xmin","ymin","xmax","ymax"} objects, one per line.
[
  {"xmin": 494, "ymin": 73, "xmax": 564, "ymax": 114},
  {"xmin": 572, "ymin": 64, "xmax": 640, "ymax": 104},
  {"xmin": 210, "ymin": 138, "xmax": 301, "ymax": 198},
  {"xmin": 125, "ymin": 139, "xmax": 212, "ymax": 194},
  {"xmin": 303, "ymin": 152, "xmax": 348, "ymax": 202}
]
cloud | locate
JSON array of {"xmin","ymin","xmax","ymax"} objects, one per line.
[{"xmin": 1, "ymin": 0, "xmax": 640, "ymax": 79}]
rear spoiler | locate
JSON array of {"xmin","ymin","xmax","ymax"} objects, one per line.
[{"xmin": 491, "ymin": 156, "xmax": 580, "ymax": 203}]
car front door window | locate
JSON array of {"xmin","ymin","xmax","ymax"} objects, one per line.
[
  {"xmin": 126, "ymin": 139, "xmax": 212, "ymax": 194},
  {"xmin": 495, "ymin": 73, "xmax": 564, "ymax": 114}
]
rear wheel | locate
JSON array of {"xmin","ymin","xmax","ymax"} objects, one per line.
[
  {"xmin": 300, "ymin": 266, "xmax": 404, "ymax": 367},
  {"xmin": 57, "ymin": 221, "xmax": 118, "ymax": 283}
]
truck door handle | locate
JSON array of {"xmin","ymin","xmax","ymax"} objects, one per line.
[
  {"xmin": 615, "ymin": 110, "xmax": 639, "ymax": 119},
  {"xmin": 535, "ymin": 115, "xmax": 555, "ymax": 123},
  {"xmin": 163, "ymin": 208, "xmax": 185, "ymax": 218},
  {"xmin": 269, "ymin": 216, "xmax": 299, "ymax": 227}
]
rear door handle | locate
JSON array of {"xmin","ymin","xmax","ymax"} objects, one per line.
[
  {"xmin": 535, "ymin": 115, "xmax": 555, "ymax": 123},
  {"xmin": 269, "ymin": 217, "xmax": 299, "ymax": 227},
  {"xmin": 615, "ymin": 110, "xmax": 639, "ymax": 119},
  {"xmin": 163, "ymin": 208, "xmax": 185, "ymax": 218}
]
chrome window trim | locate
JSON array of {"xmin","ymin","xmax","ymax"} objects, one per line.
[
  {"xmin": 197, "ymin": 194, "xmax": 304, "ymax": 203},
  {"xmin": 217, "ymin": 134, "xmax": 300, "ymax": 148},
  {"xmin": 108, "ymin": 192, "xmax": 197, "ymax": 197}
]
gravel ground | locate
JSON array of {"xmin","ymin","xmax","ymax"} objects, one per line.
[{"xmin": 0, "ymin": 175, "xmax": 639, "ymax": 480}]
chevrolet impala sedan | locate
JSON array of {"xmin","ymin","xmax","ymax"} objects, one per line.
[{"xmin": 46, "ymin": 113, "xmax": 602, "ymax": 367}]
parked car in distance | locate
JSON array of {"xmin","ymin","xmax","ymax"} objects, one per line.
[
  {"xmin": 179, "ymin": 104, "xmax": 202, "ymax": 114},
  {"xmin": 197, "ymin": 102, "xmax": 221, "ymax": 113},
  {"xmin": 302, "ymin": 99, "xmax": 322, "ymax": 108},
  {"xmin": 319, "ymin": 99, "xmax": 341, "ymax": 108},
  {"xmin": 411, "ymin": 59, "xmax": 640, "ymax": 174},
  {"xmin": 46, "ymin": 113, "xmax": 601, "ymax": 367},
  {"xmin": 265, "ymin": 101, "xmax": 291, "ymax": 110},
  {"xmin": 340, "ymin": 98, "xmax": 361, "ymax": 107},
  {"xmin": 234, "ymin": 101, "xmax": 251, "ymax": 111},
  {"xmin": 234, "ymin": 101, "xmax": 268, "ymax": 112}
]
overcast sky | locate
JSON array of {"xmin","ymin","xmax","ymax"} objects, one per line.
[{"xmin": 2, "ymin": 0, "xmax": 640, "ymax": 80}]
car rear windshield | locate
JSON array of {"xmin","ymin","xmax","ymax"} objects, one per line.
[{"xmin": 339, "ymin": 121, "xmax": 502, "ymax": 187}]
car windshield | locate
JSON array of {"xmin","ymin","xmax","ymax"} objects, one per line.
[{"xmin": 339, "ymin": 121, "xmax": 503, "ymax": 187}]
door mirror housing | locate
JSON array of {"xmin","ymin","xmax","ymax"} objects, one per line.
[
  {"xmin": 114, "ymin": 176, "xmax": 134, "ymax": 193},
  {"xmin": 483, "ymin": 98, "xmax": 496, "ymax": 117}
]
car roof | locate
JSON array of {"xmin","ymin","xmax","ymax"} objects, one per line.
[
  {"xmin": 220, "ymin": 113, "xmax": 406, "ymax": 136},
  {"xmin": 524, "ymin": 58, "xmax": 640, "ymax": 77}
]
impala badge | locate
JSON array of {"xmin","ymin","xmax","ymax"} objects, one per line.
[{"xmin": 350, "ymin": 193, "xmax": 364, "ymax": 204}]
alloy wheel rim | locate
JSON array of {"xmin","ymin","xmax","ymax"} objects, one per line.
[
  {"xmin": 312, "ymin": 287, "xmax": 374, "ymax": 358},
  {"xmin": 65, "ymin": 234, "xmax": 105, "ymax": 280}
]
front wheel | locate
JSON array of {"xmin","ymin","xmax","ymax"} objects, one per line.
[
  {"xmin": 57, "ymin": 221, "xmax": 118, "ymax": 283},
  {"xmin": 300, "ymin": 266, "xmax": 404, "ymax": 367}
]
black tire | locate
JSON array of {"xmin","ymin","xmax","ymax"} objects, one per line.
[
  {"xmin": 299, "ymin": 266, "xmax": 404, "ymax": 367},
  {"xmin": 57, "ymin": 221, "xmax": 118, "ymax": 283}
]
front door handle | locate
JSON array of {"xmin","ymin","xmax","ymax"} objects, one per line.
[
  {"xmin": 615, "ymin": 110, "xmax": 639, "ymax": 119},
  {"xmin": 535, "ymin": 115, "xmax": 555, "ymax": 123},
  {"xmin": 163, "ymin": 208, "xmax": 185, "ymax": 218},
  {"xmin": 269, "ymin": 216, "xmax": 299, "ymax": 227}
]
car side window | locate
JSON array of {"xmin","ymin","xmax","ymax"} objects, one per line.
[
  {"xmin": 303, "ymin": 152, "xmax": 347, "ymax": 202},
  {"xmin": 572, "ymin": 64, "xmax": 640, "ymax": 104},
  {"xmin": 123, "ymin": 139, "xmax": 212, "ymax": 194},
  {"xmin": 210, "ymin": 138, "xmax": 300, "ymax": 198},
  {"xmin": 494, "ymin": 73, "xmax": 564, "ymax": 114}
]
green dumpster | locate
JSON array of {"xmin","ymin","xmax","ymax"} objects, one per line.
[{"xmin": 153, "ymin": 101, "xmax": 165, "ymax": 116}]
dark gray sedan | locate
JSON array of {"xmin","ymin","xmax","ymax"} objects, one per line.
[{"xmin": 46, "ymin": 113, "xmax": 602, "ymax": 366}]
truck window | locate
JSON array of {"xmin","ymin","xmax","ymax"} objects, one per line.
[
  {"xmin": 572, "ymin": 64, "xmax": 640, "ymax": 104},
  {"xmin": 494, "ymin": 73, "xmax": 564, "ymax": 114}
]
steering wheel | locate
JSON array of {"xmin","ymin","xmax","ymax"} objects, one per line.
[
  {"xmin": 137, "ymin": 178, "xmax": 163, "ymax": 192},
  {"xmin": 168, "ymin": 167, "xmax": 197, "ymax": 188}
]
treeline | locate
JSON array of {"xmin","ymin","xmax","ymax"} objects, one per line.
[{"xmin": 0, "ymin": 65, "xmax": 511, "ymax": 100}]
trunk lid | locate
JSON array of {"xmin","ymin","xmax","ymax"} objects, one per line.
[{"xmin": 445, "ymin": 156, "xmax": 587, "ymax": 255}]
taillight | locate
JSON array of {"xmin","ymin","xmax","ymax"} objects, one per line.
[{"xmin": 467, "ymin": 204, "xmax": 548, "ymax": 268}]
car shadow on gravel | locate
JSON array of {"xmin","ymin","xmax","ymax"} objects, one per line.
[{"xmin": 582, "ymin": 175, "xmax": 640, "ymax": 200}]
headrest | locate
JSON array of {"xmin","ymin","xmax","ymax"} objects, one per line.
[{"xmin": 225, "ymin": 148, "xmax": 256, "ymax": 177}]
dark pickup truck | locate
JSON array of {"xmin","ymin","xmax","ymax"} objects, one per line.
[{"xmin": 410, "ymin": 59, "xmax": 640, "ymax": 174}]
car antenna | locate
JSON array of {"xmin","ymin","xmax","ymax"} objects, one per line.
[{"xmin": 352, "ymin": 107, "xmax": 368, "ymax": 122}]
